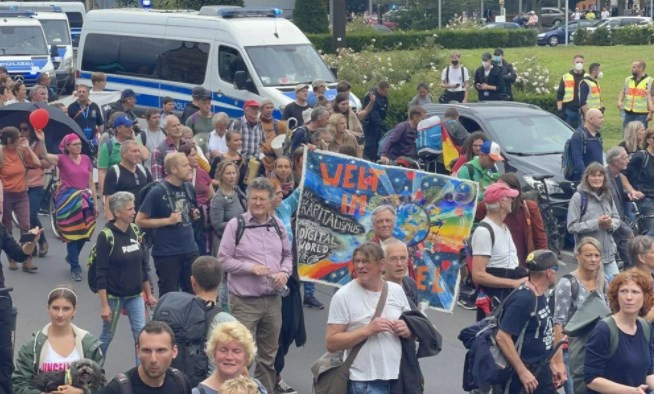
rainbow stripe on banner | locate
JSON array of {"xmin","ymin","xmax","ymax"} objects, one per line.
[{"xmin": 296, "ymin": 150, "xmax": 478, "ymax": 312}]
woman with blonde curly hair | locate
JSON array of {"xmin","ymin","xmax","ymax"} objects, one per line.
[
  {"xmin": 619, "ymin": 121, "xmax": 646, "ymax": 155},
  {"xmin": 193, "ymin": 321, "xmax": 267, "ymax": 394},
  {"xmin": 326, "ymin": 113, "xmax": 360, "ymax": 156},
  {"xmin": 584, "ymin": 270, "xmax": 654, "ymax": 393}
]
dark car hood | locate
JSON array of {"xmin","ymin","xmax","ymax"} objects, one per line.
[{"xmin": 500, "ymin": 152, "xmax": 564, "ymax": 182}]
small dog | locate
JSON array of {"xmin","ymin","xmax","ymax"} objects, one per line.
[{"xmin": 32, "ymin": 358, "xmax": 105, "ymax": 392}]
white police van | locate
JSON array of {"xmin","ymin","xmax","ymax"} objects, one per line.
[
  {"xmin": 0, "ymin": 11, "xmax": 56, "ymax": 88},
  {"xmin": 1, "ymin": 1, "xmax": 85, "ymax": 47},
  {"xmin": 77, "ymin": 7, "xmax": 357, "ymax": 119}
]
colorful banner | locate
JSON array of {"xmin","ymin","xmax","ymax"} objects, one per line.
[{"xmin": 297, "ymin": 150, "xmax": 478, "ymax": 312}]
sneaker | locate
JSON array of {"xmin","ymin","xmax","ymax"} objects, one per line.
[
  {"xmin": 303, "ymin": 296, "xmax": 325, "ymax": 310},
  {"xmin": 71, "ymin": 270, "xmax": 82, "ymax": 282},
  {"xmin": 274, "ymin": 379, "xmax": 297, "ymax": 394},
  {"xmin": 38, "ymin": 242, "xmax": 48, "ymax": 257},
  {"xmin": 457, "ymin": 298, "xmax": 477, "ymax": 310}
]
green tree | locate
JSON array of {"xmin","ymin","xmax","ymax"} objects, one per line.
[{"xmin": 294, "ymin": 0, "xmax": 329, "ymax": 34}]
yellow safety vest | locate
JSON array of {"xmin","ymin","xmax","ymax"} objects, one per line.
[
  {"xmin": 624, "ymin": 76, "xmax": 653, "ymax": 114},
  {"xmin": 561, "ymin": 72, "xmax": 587, "ymax": 103},
  {"xmin": 580, "ymin": 78, "xmax": 602, "ymax": 109}
]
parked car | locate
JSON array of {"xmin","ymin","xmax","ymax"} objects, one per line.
[
  {"xmin": 537, "ymin": 19, "xmax": 599, "ymax": 46},
  {"xmin": 584, "ymin": 16, "xmax": 652, "ymax": 32},
  {"xmin": 422, "ymin": 102, "xmax": 576, "ymax": 224},
  {"xmin": 540, "ymin": 7, "xmax": 566, "ymax": 27},
  {"xmin": 484, "ymin": 22, "xmax": 522, "ymax": 29}
]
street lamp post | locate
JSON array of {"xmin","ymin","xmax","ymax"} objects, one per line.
[{"xmin": 565, "ymin": 0, "xmax": 569, "ymax": 45}]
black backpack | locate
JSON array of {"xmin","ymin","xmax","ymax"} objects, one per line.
[
  {"xmin": 151, "ymin": 293, "xmax": 222, "ymax": 387},
  {"xmin": 235, "ymin": 213, "xmax": 282, "ymax": 246},
  {"xmin": 113, "ymin": 368, "xmax": 189, "ymax": 394},
  {"xmin": 137, "ymin": 181, "xmax": 196, "ymax": 214}
]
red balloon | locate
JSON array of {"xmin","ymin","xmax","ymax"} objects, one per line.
[{"xmin": 29, "ymin": 109, "xmax": 49, "ymax": 130}]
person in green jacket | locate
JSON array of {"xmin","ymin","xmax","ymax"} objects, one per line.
[
  {"xmin": 455, "ymin": 140, "xmax": 502, "ymax": 201},
  {"xmin": 13, "ymin": 287, "xmax": 104, "ymax": 394}
]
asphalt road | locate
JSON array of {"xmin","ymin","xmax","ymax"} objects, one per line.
[{"xmin": 7, "ymin": 218, "xmax": 577, "ymax": 393}]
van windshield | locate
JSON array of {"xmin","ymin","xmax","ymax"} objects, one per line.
[
  {"xmin": 0, "ymin": 26, "xmax": 48, "ymax": 56},
  {"xmin": 40, "ymin": 20, "xmax": 71, "ymax": 45},
  {"xmin": 245, "ymin": 44, "xmax": 334, "ymax": 87}
]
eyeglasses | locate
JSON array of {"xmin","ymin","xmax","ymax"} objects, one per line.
[
  {"xmin": 19, "ymin": 127, "xmax": 30, "ymax": 131},
  {"xmin": 388, "ymin": 256, "xmax": 408, "ymax": 263},
  {"xmin": 353, "ymin": 258, "xmax": 373, "ymax": 265}
]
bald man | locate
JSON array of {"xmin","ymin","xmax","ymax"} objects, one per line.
[
  {"xmin": 151, "ymin": 115, "xmax": 184, "ymax": 181},
  {"xmin": 570, "ymin": 108, "xmax": 604, "ymax": 181}
]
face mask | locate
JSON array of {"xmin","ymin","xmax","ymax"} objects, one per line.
[
  {"xmin": 451, "ymin": 60, "xmax": 459, "ymax": 66},
  {"xmin": 494, "ymin": 56, "xmax": 502, "ymax": 63},
  {"xmin": 597, "ymin": 71, "xmax": 604, "ymax": 79},
  {"xmin": 574, "ymin": 63, "xmax": 584, "ymax": 72}
]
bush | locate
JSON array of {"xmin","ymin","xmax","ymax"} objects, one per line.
[
  {"xmin": 612, "ymin": 25, "xmax": 654, "ymax": 45},
  {"xmin": 590, "ymin": 27, "xmax": 613, "ymax": 46},
  {"xmin": 293, "ymin": 0, "xmax": 328, "ymax": 34},
  {"xmin": 513, "ymin": 91, "xmax": 557, "ymax": 114},
  {"xmin": 308, "ymin": 29, "xmax": 537, "ymax": 53}
]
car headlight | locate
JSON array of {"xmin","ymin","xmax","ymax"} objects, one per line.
[
  {"xmin": 538, "ymin": 33, "xmax": 545, "ymax": 38},
  {"xmin": 523, "ymin": 175, "xmax": 565, "ymax": 196}
]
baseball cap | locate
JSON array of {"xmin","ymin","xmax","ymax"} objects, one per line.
[
  {"xmin": 480, "ymin": 141, "xmax": 503, "ymax": 161},
  {"xmin": 493, "ymin": 48, "xmax": 504, "ymax": 56},
  {"xmin": 243, "ymin": 99, "xmax": 260, "ymax": 109},
  {"xmin": 121, "ymin": 89, "xmax": 136, "ymax": 99},
  {"xmin": 526, "ymin": 249, "xmax": 565, "ymax": 271},
  {"xmin": 112, "ymin": 116, "xmax": 134, "ymax": 128},
  {"xmin": 312, "ymin": 79, "xmax": 327, "ymax": 89},
  {"xmin": 483, "ymin": 182, "xmax": 519, "ymax": 204},
  {"xmin": 191, "ymin": 86, "xmax": 211, "ymax": 100},
  {"xmin": 295, "ymin": 83, "xmax": 310, "ymax": 92},
  {"xmin": 481, "ymin": 52, "xmax": 492, "ymax": 61}
]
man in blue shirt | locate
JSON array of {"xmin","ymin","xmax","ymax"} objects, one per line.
[
  {"xmin": 379, "ymin": 106, "xmax": 426, "ymax": 164},
  {"xmin": 67, "ymin": 84, "xmax": 104, "ymax": 148},
  {"xmin": 495, "ymin": 250, "xmax": 566, "ymax": 394},
  {"xmin": 570, "ymin": 108, "xmax": 604, "ymax": 181}
]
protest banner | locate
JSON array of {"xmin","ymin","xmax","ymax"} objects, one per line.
[{"xmin": 297, "ymin": 150, "xmax": 478, "ymax": 312}]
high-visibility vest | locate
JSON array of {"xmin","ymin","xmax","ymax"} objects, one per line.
[
  {"xmin": 580, "ymin": 78, "xmax": 602, "ymax": 109},
  {"xmin": 561, "ymin": 72, "xmax": 587, "ymax": 103},
  {"xmin": 624, "ymin": 76, "xmax": 653, "ymax": 114}
]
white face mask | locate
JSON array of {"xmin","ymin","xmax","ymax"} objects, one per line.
[
  {"xmin": 597, "ymin": 71, "xmax": 604, "ymax": 79},
  {"xmin": 574, "ymin": 62, "xmax": 584, "ymax": 72}
]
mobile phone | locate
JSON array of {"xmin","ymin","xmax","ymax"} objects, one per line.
[
  {"xmin": 455, "ymin": 83, "xmax": 461, "ymax": 88},
  {"xmin": 20, "ymin": 233, "xmax": 36, "ymax": 243}
]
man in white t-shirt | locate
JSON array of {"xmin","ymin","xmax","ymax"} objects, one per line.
[
  {"xmin": 470, "ymin": 182, "xmax": 527, "ymax": 321},
  {"xmin": 327, "ymin": 242, "xmax": 411, "ymax": 393},
  {"xmin": 138, "ymin": 108, "xmax": 167, "ymax": 170},
  {"xmin": 440, "ymin": 50, "xmax": 470, "ymax": 103}
]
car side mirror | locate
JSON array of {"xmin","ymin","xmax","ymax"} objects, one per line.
[
  {"xmin": 330, "ymin": 66, "xmax": 338, "ymax": 79},
  {"xmin": 234, "ymin": 71, "xmax": 247, "ymax": 90},
  {"xmin": 50, "ymin": 44, "xmax": 58, "ymax": 57}
]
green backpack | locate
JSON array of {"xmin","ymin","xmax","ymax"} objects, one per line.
[{"xmin": 87, "ymin": 223, "xmax": 141, "ymax": 293}]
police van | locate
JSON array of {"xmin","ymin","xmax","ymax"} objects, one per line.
[
  {"xmin": 3, "ymin": 7, "xmax": 76, "ymax": 94},
  {"xmin": 77, "ymin": 7, "xmax": 357, "ymax": 119},
  {"xmin": 1, "ymin": 1, "xmax": 85, "ymax": 47},
  {"xmin": 0, "ymin": 11, "xmax": 56, "ymax": 88}
]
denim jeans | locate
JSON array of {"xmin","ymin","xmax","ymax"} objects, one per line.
[
  {"xmin": 27, "ymin": 186, "xmax": 46, "ymax": 244},
  {"xmin": 563, "ymin": 107, "xmax": 581, "ymax": 129},
  {"xmin": 348, "ymin": 380, "xmax": 391, "ymax": 394},
  {"xmin": 604, "ymin": 260, "xmax": 620, "ymax": 282},
  {"xmin": 66, "ymin": 239, "xmax": 87, "ymax": 272},
  {"xmin": 99, "ymin": 294, "xmax": 147, "ymax": 363},
  {"xmin": 0, "ymin": 293, "xmax": 13, "ymax": 394},
  {"xmin": 623, "ymin": 112, "xmax": 648, "ymax": 130},
  {"xmin": 303, "ymin": 281, "xmax": 315, "ymax": 299},
  {"xmin": 638, "ymin": 197, "xmax": 654, "ymax": 234},
  {"xmin": 563, "ymin": 349, "xmax": 573, "ymax": 394}
]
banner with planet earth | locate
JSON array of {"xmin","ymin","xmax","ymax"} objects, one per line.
[{"xmin": 296, "ymin": 150, "xmax": 479, "ymax": 312}]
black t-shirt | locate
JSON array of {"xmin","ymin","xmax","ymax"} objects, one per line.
[
  {"xmin": 101, "ymin": 367, "xmax": 191, "ymax": 394},
  {"xmin": 103, "ymin": 163, "xmax": 152, "ymax": 211},
  {"xmin": 499, "ymin": 287, "xmax": 554, "ymax": 364},
  {"xmin": 282, "ymin": 102, "xmax": 309, "ymax": 126},
  {"xmin": 139, "ymin": 181, "xmax": 198, "ymax": 257},
  {"xmin": 68, "ymin": 101, "xmax": 104, "ymax": 140}
]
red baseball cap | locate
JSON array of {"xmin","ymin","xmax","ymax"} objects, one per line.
[
  {"xmin": 483, "ymin": 182, "xmax": 519, "ymax": 204},
  {"xmin": 243, "ymin": 100, "xmax": 260, "ymax": 109}
]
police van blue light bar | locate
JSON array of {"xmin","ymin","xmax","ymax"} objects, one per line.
[
  {"xmin": 2, "ymin": 5, "xmax": 64, "ymax": 13},
  {"xmin": 0, "ymin": 8, "xmax": 36, "ymax": 18},
  {"xmin": 216, "ymin": 8, "xmax": 282, "ymax": 18}
]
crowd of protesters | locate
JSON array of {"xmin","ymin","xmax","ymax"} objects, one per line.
[{"xmin": 2, "ymin": 52, "xmax": 654, "ymax": 394}]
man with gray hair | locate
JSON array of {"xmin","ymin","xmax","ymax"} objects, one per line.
[
  {"xmin": 382, "ymin": 239, "xmax": 419, "ymax": 307},
  {"xmin": 470, "ymin": 182, "xmax": 526, "ymax": 321},
  {"xmin": 103, "ymin": 139, "xmax": 152, "ymax": 220},
  {"xmin": 218, "ymin": 177, "xmax": 292, "ymax": 394},
  {"xmin": 289, "ymin": 106, "xmax": 330, "ymax": 153},
  {"xmin": 29, "ymin": 84, "xmax": 48, "ymax": 103},
  {"xmin": 606, "ymin": 146, "xmax": 640, "ymax": 266}
]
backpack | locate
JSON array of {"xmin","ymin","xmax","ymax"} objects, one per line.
[
  {"xmin": 113, "ymin": 368, "xmax": 189, "ymax": 394},
  {"xmin": 137, "ymin": 181, "xmax": 196, "ymax": 215},
  {"xmin": 459, "ymin": 285, "xmax": 539, "ymax": 391},
  {"xmin": 235, "ymin": 213, "xmax": 282, "ymax": 246},
  {"xmin": 111, "ymin": 163, "xmax": 147, "ymax": 187},
  {"xmin": 138, "ymin": 127, "xmax": 167, "ymax": 147},
  {"xmin": 416, "ymin": 116, "xmax": 444, "ymax": 156},
  {"xmin": 282, "ymin": 126, "xmax": 308, "ymax": 157},
  {"xmin": 87, "ymin": 223, "xmax": 141, "ymax": 293},
  {"xmin": 151, "ymin": 293, "xmax": 222, "ymax": 387},
  {"xmin": 463, "ymin": 221, "xmax": 495, "ymax": 284},
  {"xmin": 562, "ymin": 129, "xmax": 603, "ymax": 181},
  {"xmin": 103, "ymin": 137, "xmax": 118, "ymax": 160}
]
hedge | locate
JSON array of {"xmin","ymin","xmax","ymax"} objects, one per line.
[
  {"xmin": 308, "ymin": 29, "xmax": 537, "ymax": 53},
  {"xmin": 574, "ymin": 25, "xmax": 654, "ymax": 46}
]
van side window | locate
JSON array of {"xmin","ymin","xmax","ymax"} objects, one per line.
[
  {"xmin": 160, "ymin": 40, "xmax": 209, "ymax": 85},
  {"xmin": 120, "ymin": 36, "xmax": 162, "ymax": 78},
  {"xmin": 218, "ymin": 45, "xmax": 257, "ymax": 94}
]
